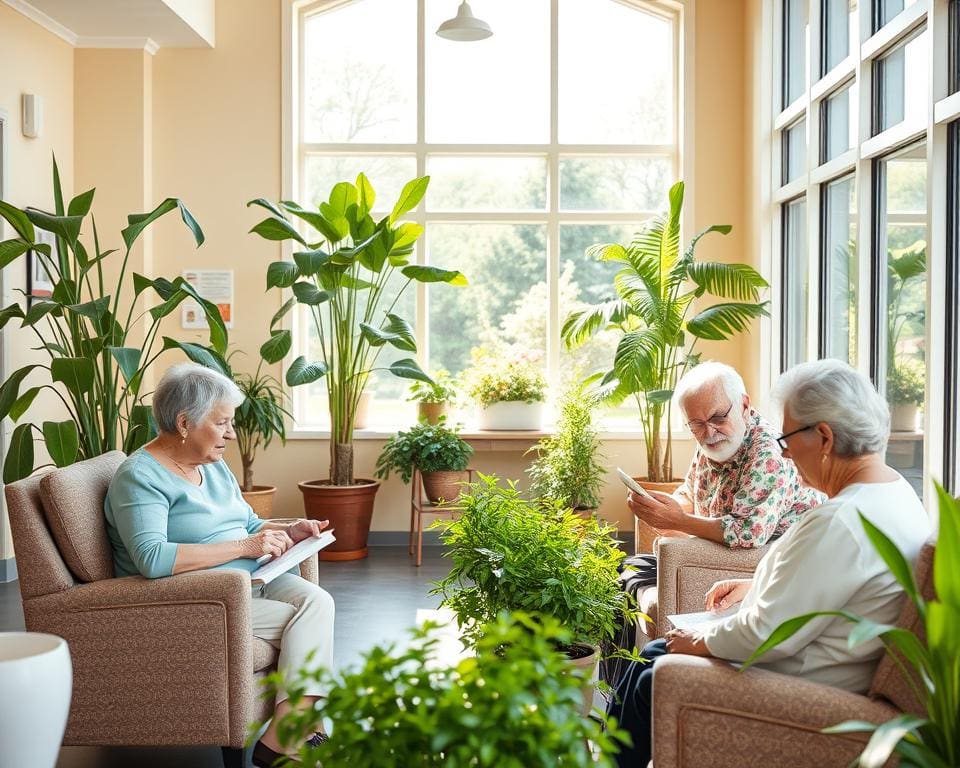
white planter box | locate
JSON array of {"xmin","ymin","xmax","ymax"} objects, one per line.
[
  {"xmin": 477, "ymin": 401, "xmax": 543, "ymax": 430},
  {"xmin": 0, "ymin": 632, "xmax": 72, "ymax": 768}
]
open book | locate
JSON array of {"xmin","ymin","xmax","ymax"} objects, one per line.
[
  {"xmin": 250, "ymin": 530, "xmax": 336, "ymax": 585},
  {"xmin": 666, "ymin": 605, "xmax": 738, "ymax": 632}
]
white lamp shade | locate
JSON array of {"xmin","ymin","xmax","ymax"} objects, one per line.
[{"xmin": 436, "ymin": 1, "xmax": 492, "ymax": 41}]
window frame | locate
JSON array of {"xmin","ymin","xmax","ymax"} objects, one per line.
[{"xmin": 283, "ymin": 0, "xmax": 690, "ymax": 434}]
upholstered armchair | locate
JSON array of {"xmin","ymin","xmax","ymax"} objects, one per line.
[
  {"xmin": 636, "ymin": 536, "xmax": 767, "ymax": 645},
  {"xmin": 650, "ymin": 541, "xmax": 935, "ymax": 767},
  {"xmin": 5, "ymin": 451, "xmax": 319, "ymax": 768}
]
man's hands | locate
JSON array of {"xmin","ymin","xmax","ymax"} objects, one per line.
[
  {"xmin": 704, "ymin": 578, "xmax": 753, "ymax": 612},
  {"xmin": 286, "ymin": 518, "xmax": 330, "ymax": 543},
  {"xmin": 627, "ymin": 489, "xmax": 688, "ymax": 531}
]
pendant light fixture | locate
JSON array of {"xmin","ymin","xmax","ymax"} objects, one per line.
[{"xmin": 436, "ymin": 1, "xmax": 493, "ymax": 42}]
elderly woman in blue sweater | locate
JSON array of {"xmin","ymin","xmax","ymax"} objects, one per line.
[{"xmin": 104, "ymin": 363, "xmax": 331, "ymax": 767}]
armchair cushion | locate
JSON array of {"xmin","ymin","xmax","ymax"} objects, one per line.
[{"xmin": 38, "ymin": 451, "xmax": 126, "ymax": 583}]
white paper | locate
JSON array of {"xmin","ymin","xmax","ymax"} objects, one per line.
[
  {"xmin": 666, "ymin": 605, "xmax": 739, "ymax": 632},
  {"xmin": 180, "ymin": 269, "xmax": 234, "ymax": 329},
  {"xmin": 250, "ymin": 531, "xmax": 336, "ymax": 584}
]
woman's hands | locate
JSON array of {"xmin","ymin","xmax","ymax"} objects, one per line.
[
  {"xmin": 240, "ymin": 529, "xmax": 295, "ymax": 559},
  {"xmin": 704, "ymin": 578, "xmax": 754, "ymax": 612},
  {"xmin": 664, "ymin": 629, "xmax": 711, "ymax": 656},
  {"xmin": 286, "ymin": 518, "xmax": 330, "ymax": 543}
]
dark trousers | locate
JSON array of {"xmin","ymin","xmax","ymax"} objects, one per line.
[{"xmin": 607, "ymin": 639, "xmax": 669, "ymax": 768}]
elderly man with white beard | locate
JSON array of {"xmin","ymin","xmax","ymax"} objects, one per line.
[{"xmin": 628, "ymin": 361, "xmax": 823, "ymax": 548}]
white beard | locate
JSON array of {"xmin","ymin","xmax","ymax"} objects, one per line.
[{"xmin": 700, "ymin": 412, "xmax": 747, "ymax": 463}]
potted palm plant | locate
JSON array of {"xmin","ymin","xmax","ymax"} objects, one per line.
[
  {"xmin": 375, "ymin": 417, "xmax": 474, "ymax": 503},
  {"xmin": 248, "ymin": 173, "xmax": 466, "ymax": 559},
  {"xmin": 561, "ymin": 180, "xmax": 768, "ymax": 486},
  {"xmin": 526, "ymin": 386, "xmax": 604, "ymax": 514},
  {"xmin": 0, "ymin": 157, "xmax": 228, "ymax": 481},
  {"xmin": 407, "ymin": 369, "xmax": 458, "ymax": 425}
]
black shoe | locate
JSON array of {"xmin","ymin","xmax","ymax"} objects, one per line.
[{"xmin": 252, "ymin": 739, "xmax": 297, "ymax": 768}]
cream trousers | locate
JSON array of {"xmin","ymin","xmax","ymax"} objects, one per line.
[{"xmin": 251, "ymin": 572, "xmax": 335, "ymax": 702}]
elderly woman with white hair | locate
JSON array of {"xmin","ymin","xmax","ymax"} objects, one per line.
[
  {"xmin": 607, "ymin": 359, "xmax": 931, "ymax": 768},
  {"xmin": 104, "ymin": 363, "xmax": 334, "ymax": 767}
]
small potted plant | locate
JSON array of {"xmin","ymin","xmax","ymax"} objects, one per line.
[
  {"xmin": 526, "ymin": 386, "xmax": 605, "ymax": 515},
  {"xmin": 432, "ymin": 474, "xmax": 636, "ymax": 712},
  {"xmin": 375, "ymin": 417, "xmax": 474, "ymax": 503},
  {"xmin": 257, "ymin": 611, "xmax": 628, "ymax": 766},
  {"xmin": 887, "ymin": 361, "xmax": 924, "ymax": 432},
  {"xmin": 466, "ymin": 357, "xmax": 547, "ymax": 431},
  {"xmin": 407, "ymin": 369, "xmax": 458, "ymax": 425}
]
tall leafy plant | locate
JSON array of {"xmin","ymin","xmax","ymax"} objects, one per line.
[
  {"xmin": 249, "ymin": 174, "xmax": 466, "ymax": 485},
  {"xmin": 561, "ymin": 181, "xmax": 769, "ymax": 482},
  {"xmin": 0, "ymin": 157, "xmax": 228, "ymax": 481},
  {"xmin": 743, "ymin": 482, "xmax": 959, "ymax": 767}
]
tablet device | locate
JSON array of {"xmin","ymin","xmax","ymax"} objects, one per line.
[{"xmin": 616, "ymin": 467, "xmax": 655, "ymax": 500}]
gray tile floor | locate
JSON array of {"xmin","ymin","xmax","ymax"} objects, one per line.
[{"xmin": 0, "ymin": 546, "xmax": 451, "ymax": 768}]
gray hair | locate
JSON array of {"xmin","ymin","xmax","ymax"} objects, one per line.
[
  {"xmin": 674, "ymin": 361, "xmax": 748, "ymax": 412},
  {"xmin": 152, "ymin": 363, "xmax": 244, "ymax": 434},
  {"xmin": 772, "ymin": 359, "xmax": 890, "ymax": 457}
]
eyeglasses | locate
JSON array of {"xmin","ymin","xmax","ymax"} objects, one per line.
[
  {"xmin": 776, "ymin": 425, "xmax": 813, "ymax": 451},
  {"xmin": 685, "ymin": 403, "xmax": 734, "ymax": 433}
]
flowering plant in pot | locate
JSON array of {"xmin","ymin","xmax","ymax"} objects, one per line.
[
  {"xmin": 465, "ymin": 354, "xmax": 547, "ymax": 431},
  {"xmin": 374, "ymin": 417, "xmax": 474, "ymax": 503},
  {"xmin": 407, "ymin": 369, "xmax": 458, "ymax": 425},
  {"xmin": 248, "ymin": 173, "xmax": 466, "ymax": 559}
]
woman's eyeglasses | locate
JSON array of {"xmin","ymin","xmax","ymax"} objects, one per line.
[
  {"xmin": 776, "ymin": 425, "xmax": 813, "ymax": 451},
  {"xmin": 685, "ymin": 403, "xmax": 734, "ymax": 433}
]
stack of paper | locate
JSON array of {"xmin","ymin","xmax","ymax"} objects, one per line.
[{"xmin": 250, "ymin": 531, "xmax": 336, "ymax": 584}]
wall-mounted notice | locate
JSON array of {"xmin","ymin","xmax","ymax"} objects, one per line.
[{"xmin": 181, "ymin": 269, "xmax": 234, "ymax": 329}]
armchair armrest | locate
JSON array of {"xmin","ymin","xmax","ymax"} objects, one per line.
[
  {"xmin": 22, "ymin": 570, "xmax": 255, "ymax": 748},
  {"xmin": 655, "ymin": 537, "xmax": 766, "ymax": 637},
  {"xmin": 651, "ymin": 655, "xmax": 899, "ymax": 768}
]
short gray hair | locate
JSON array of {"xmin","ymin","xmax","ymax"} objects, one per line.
[
  {"xmin": 153, "ymin": 363, "xmax": 244, "ymax": 434},
  {"xmin": 674, "ymin": 361, "xmax": 748, "ymax": 412},
  {"xmin": 772, "ymin": 359, "xmax": 890, "ymax": 457}
]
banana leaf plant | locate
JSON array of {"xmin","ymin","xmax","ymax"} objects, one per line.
[
  {"xmin": 743, "ymin": 483, "xmax": 959, "ymax": 768},
  {"xmin": 0, "ymin": 157, "xmax": 228, "ymax": 482},
  {"xmin": 561, "ymin": 181, "xmax": 769, "ymax": 482},
  {"xmin": 248, "ymin": 173, "xmax": 466, "ymax": 486}
]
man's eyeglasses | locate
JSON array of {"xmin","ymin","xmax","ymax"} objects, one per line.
[
  {"xmin": 685, "ymin": 403, "xmax": 734, "ymax": 433},
  {"xmin": 776, "ymin": 425, "xmax": 813, "ymax": 451}
]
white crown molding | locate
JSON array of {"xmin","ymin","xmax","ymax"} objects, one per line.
[
  {"xmin": 1, "ymin": 0, "xmax": 78, "ymax": 45},
  {"xmin": 76, "ymin": 36, "xmax": 160, "ymax": 55}
]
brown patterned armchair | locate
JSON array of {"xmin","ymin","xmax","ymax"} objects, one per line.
[
  {"xmin": 5, "ymin": 451, "xmax": 319, "ymax": 768},
  {"xmin": 650, "ymin": 541, "xmax": 935, "ymax": 767}
]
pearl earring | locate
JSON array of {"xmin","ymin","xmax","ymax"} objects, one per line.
[
  {"xmin": 821, "ymin": 454, "xmax": 827, "ymax": 462},
  {"xmin": 181, "ymin": 432, "xmax": 187, "ymax": 444}
]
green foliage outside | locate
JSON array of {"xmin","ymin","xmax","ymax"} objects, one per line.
[
  {"xmin": 465, "ymin": 357, "xmax": 547, "ymax": 408},
  {"xmin": 744, "ymin": 483, "xmax": 960, "ymax": 767},
  {"xmin": 0, "ymin": 157, "xmax": 228, "ymax": 482},
  {"xmin": 432, "ymin": 474, "xmax": 636, "ymax": 648},
  {"xmin": 527, "ymin": 386, "xmax": 605, "ymax": 510},
  {"xmin": 375, "ymin": 417, "xmax": 473, "ymax": 485},
  {"xmin": 258, "ymin": 612, "xmax": 628, "ymax": 767},
  {"xmin": 562, "ymin": 181, "xmax": 769, "ymax": 482},
  {"xmin": 888, "ymin": 360, "xmax": 925, "ymax": 406},
  {"xmin": 887, "ymin": 240, "xmax": 926, "ymax": 405}
]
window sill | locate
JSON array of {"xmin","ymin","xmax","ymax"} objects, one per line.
[{"xmin": 286, "ymin": 426, "xmax": 697, "ymax": 443}]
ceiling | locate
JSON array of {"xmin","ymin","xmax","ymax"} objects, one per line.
[{"xmin": 3, "ymin": 0, "xmax": 215, "ymax": 50}]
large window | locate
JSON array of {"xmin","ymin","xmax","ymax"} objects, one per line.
[
  {"xmin": 292, "ymin": 0, "xmax": 680, "ymax": 428},
  {"xmin": 783, "ymin": 0, "xmax": 808, "ymax": 108},
  {"xmin": 820, "ymin": 174, "xmax": 857, "ymax": 363},
  {"xmin": 821, "ymin": 0, "xmax": 856, "ymax": 76},
  {"xmin": 945, "ymin": 121, "xmax": 960, "ymax": 490},
  {"xmin": 872, "ymin": 30, "xmax": 928, "ymax": 137},
  {"xmin": 781, "ymin": 198, "xmax": 808, "ymax": 370}
]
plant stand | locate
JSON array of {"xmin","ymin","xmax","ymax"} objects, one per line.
[
  {"xmin": 410, "ymin": 468, "xmax": 474, "ymax": 567},
  {"xmin": 299, "ymin": 479, "xmax": 380, "ymax": 560}
]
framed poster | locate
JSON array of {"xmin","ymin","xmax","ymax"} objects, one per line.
[
  {"xmin": 180, "ymin": 269, "xmax": 234, "ymax": 329},
  {"xmin": 26, "ymin": 229, "xmax": 55, "ymax": 306}
]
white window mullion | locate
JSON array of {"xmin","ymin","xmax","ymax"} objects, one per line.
[
  {"xmin": 415, "ymin": 0, "xmax": 427, "ymax": 369},
  {"xmin": 546, "ymin": 0, "xmax": 560, "ymax": 404}
]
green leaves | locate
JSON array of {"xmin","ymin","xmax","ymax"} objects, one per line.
[
  {"xmin": 43, "ymin": 421, "xmax": 79, "ymax": 468},
  {"xmin": 0, "ymin": 365, "xmax": 40, "ymax": 420},
  {"xmin": 0, "ymin": 239, "xmax": 32, "ymax": 269},
  {"xmin": 266, "ymin": 261, "xmax": 299, "ymax": 289},
  {"xmin": 360, "ymin": 315, "xmax": 417, "ymax": 351},
  {"xmin": 122, "ymin": 197, "xmax": 205, "ymax": 250},
  {"xmin": 389, "ymin": 176, "xmax": 430, "ymax": 224},
  {"xmin": 687, "ymin": 261, "xmax": 767, "ymax": 301},
  {"xmin": 401, "ymin": 265, "xmax": 468, "ymax": 285},
  {"xmin": 3, "ymin": 424, "xmax": 35, "ymax": 483},
  {"xmin": 686, "ymin": 301, "xmax": 769, "ymax": 341},
  {"xmin": 932, "ymin": 483, "xmax": 960, "ymax": 609},
  {"xmin": 260, "ymin": 331, "xmax": 292, "ymax": 364},
  {"xmin": 389, "ymin": 358, "xmax": 432, "ymax": 383},
  {"xmin": 24, "ymin": 209, "xmax": 82, "ymax": 245},
  {"xmin": 250, "ymin": 216, "xmax": 307, "ymax": 245},
  {"xmin": 51, "ymin": 357, "xmax": 95, "ymax": 397},
  {"xmin": 0, "ymin": 201, "xmax": 35, "ymax": 242},
  {"xmin": 375, "ymin": 419, "xmax": 473, "ymax": 484},
  {"xmin": 160, "ymin": 338, "xmax": 229, "ymax": 375},
  {"xmin": 285, "ymin": 356, "xmax": 328, "ymax": 386}
]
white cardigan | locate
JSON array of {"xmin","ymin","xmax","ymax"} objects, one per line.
[{"xmin": 702, "ymin": 476, "xmax": 931, "ymax": 693}]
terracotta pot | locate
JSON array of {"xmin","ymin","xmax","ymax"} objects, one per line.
[
  {"xmin": 353, "ymin": 392, "xmax": 372, "ymax": 430},
  {"xmin": 421, "ymin": 469, "xmax": 470, "ymax": 504},
  {"xmin": 634, "ymin": 477, "xmax": 684, "ymax": 555},
  {"xmin": 477, "ymin": 401, "xmax": 543, "ymax": 430},
  {"xmin": 565, "ymin": 643, "xmax": 599, "ymax": 716},
  {"xmin": 418, "ymin": 402, "xmax": 447, "ymax": 425},
  {"xmin": 298, "ymin": 478, "xmax": 381, "ymax": 561},
  {"xmin": 241, "ymin": 485, "xmax": 277, "ymax": 518}
]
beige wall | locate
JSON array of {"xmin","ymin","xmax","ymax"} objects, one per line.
[
  {"xmin": 1, "ymin": 0, "xmax": 760, "ymax": 559},
  {"xmin": 0, "ymin": 4, "xmax": 74, "ymax": 561}
]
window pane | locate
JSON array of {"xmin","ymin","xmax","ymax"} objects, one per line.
[
  {"xmin": 427, "ymin": 225, "xmax": 547, "ymax": 377},
  {"xmin": 948, "ymin": 121, "xmax": 960, "ymax": 490},
  {"xmin": 821, "ymin": 0, "xmax": 856, "ymax": 75},
  {"xmin": 558, "ymin": 0, "xmax": 673, "ymax": 143},
  {"xmin": 303, "ymin": 156, "xmax": 417, "ymax": 212},
  {"xmin": 879, "ymin": 144, "xmax": 927, "ymax": 498},
  {"xmin": 782, "ymin": 198, "xmax": 808, "ymax": 370},
  {"xmin": 426, "ymin": 1, "xmax": 549, "ymax": 143},
  {"xmin": 951, "ymin": 0, "xmax": 960, "ymax": 95},
  {"xmin": 303, "ymin": 0, "xmax": 416, "ymax": 143},
  {"xmin": 782, "ymin": 119, "xmax": 807, "ymax": 185},
  {"xmin": 875, "ymin": 0, "xmax": 919, "ymax": 31},
  {"xmin": 873, "ymin": 31, "xmax": 928, "ymax": 136},
  {"xmin": 821, "ymin": 83, "xmax": 855, "ymax": 163},
  {"xmin": 426, "ymin": 156, "xmax": 546, "ymax": 211},
  {"xmin": 821, "ymin": 175, "xmax": 857, "ymax": 363},
  {"xmin": 559, "ymin": 157, "xmax": 672, "ymax": 212},
  {"xmin": 783, "ymin": 0, "xmax": 807, "ymax": 108}
]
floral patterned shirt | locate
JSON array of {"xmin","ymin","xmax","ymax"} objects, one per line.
[{"xmin": 675, "ymin": 409, "xmax": 824, "ymax": 548}]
